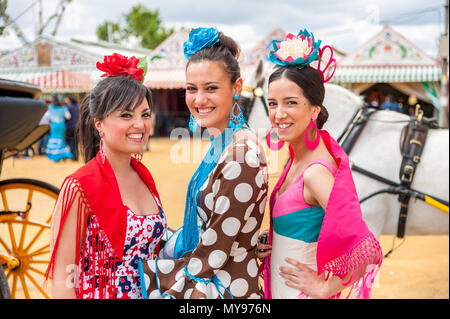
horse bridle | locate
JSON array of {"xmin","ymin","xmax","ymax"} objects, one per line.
[
  {"xmin": 240, "ymin": 84, "xmax": 269, "ymax": 121},
  {"xmin": 340, "ymin": 104, "xmax": 449, "ymax": 247}
]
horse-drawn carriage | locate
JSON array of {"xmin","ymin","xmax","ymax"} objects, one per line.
[{"xmin": 0, "ymin": 79, "xmax": 59, "ymax": 299}]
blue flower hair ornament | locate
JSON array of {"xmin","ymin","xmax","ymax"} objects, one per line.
[
  {"xmin": 184, "ymin": 27, "xmax": 220, "ymax": 59},
  {"xmin": 269, "ymin": 28, "xmax": 336, "ymax": 82}
]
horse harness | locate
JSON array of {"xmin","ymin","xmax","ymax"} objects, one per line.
[
  {"xmin": 396, "ymin": 110, "xmax": 429, "ymax": 238},
  {"xmin": 241, "ymin": 84, "xmax": 269, "ymax": 121},
  {"xmin": 339, "ymin": 105, "xmax": 447, "ymax": 239}
]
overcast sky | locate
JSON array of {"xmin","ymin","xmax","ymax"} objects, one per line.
[{"xmin": 0, "ymin": 0, "xmax": 447, "ymax": 57}]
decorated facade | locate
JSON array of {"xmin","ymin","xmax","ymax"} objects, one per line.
[
  {"xmin": 0, "ymin": 36, "xmax": 150, "ymax": 94},
  {"xmin": 331, "ymin": 25, "xmax": 442, "ymax": 116},
  {"xmin": 143, "ymin": 30, "xmax": 189, "ymax": 136}
]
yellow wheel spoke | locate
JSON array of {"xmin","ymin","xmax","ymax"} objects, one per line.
[
  {"xmin": 24, "ymin": 226, "xmax": 49, "ymax": 253},
  {"xmin": 0, "ymin": 189, "xmax": 9, "ymax": 210},
  {"xmin": 19, "ymin": 272, "xmax": 30, "ymax": 299},
  {"xmin": 18, "ymin": 190, "xmax": 34, "ymax": 252},
  {"xmin": 7, "ymin": 223, "xmax": 18, "ymax": 253},
  {"xmin": 0, "ymin": 237, "xmax": 12, "ymax": 255},
  {"xmin": 24, "ymin": 270, "xmax": 50, "ymax": 299},
  {"xmin": 27, "ymin": 265, "xmax": 46, "ymax": 277},
  {"xmin": 11, "ymin": 271, "xmax": 17, "ymax": 299},
  {"xmin": 25, "ymin": 244, "xmax": 50, "ymax": 258}
]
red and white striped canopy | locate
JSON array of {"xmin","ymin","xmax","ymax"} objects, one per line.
[{"xmin": 0, "ymin": 69, "xmax": 93, "ymax": 93}]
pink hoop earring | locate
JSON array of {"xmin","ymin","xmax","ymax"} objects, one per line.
[
  {"xmin": 304, "ymin": 114, "xmax": 320, "ymax": 150},
  {"xmin": 266, "ymin": 127, "xmax": 285, "ymax": 151}
]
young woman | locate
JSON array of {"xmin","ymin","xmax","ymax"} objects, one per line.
[
  {"xmin": 46, "ymin": 54, "xmax": 167, "ymax": 299},
  {"xmin": 45, "ymin": 94, "xmax": 73, "ymax": 162},
  {"xmin": 139, "ymin": 28, "xmax": 268, "ymax": 299},
  {"xmin": 258, "ymin": 30, "xmax": 382, "ymax": 299}
]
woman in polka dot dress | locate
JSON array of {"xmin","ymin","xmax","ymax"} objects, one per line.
[{"xmin": 139, "ymin": 28, "xmax": 268, "ymax": 299}]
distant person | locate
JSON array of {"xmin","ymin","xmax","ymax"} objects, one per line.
[
  {"xmin": 45, "ymin": 94, "xmax": 73, "ymax": 162},
  {"xmin": 381, "ymin": 95, "xmax": 403, "ymax": 113},
  {"xmin": 64, "ymin": 95, "xmax": 80, "ymax": 160},
  {"xmin": 38, "ymin": 99, "xmax": 51, "ymax": 155},
  {"xmin": 367, "ymin": 89, "xmax": 380, "ymax": 108}
]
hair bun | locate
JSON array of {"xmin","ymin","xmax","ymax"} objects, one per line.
[{"xmin": 218, "ymin": 32, "xmax": 240, "ymax": 60}]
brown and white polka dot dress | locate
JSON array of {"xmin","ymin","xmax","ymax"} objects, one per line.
[{"xmin": 140, "ymin": 138, "xmax": 268, "ymax": 299}]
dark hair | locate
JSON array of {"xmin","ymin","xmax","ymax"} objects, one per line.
[
  {"xmin": 68, "ymin": 95, "xmax": 78, "ymax": 105},
  {"xmin": 268, "ymin": 65, "xmax": 329, "ymax": 129},
  {"xmin": 78, "ymin": 76, "xmax": 152, "ymax": 163},
  {"xmin": 186, "ymin": 31, "xmax": 241, "ymax": 84},
  {"xmin": 51, "ymin": 94, "xmax": 62, "ymax": 107}
]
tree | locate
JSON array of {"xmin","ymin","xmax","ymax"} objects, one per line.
[
  {"xmin": 96, "ymin": 4, "xmax": 173, "ymax": 50},
  {"xmin": 96, "ymin": 21, "xmax": 122, "ymax": 43}
]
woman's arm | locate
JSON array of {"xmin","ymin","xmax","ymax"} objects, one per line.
[{"xmin": 50, "ymin": 181, "xmax": 80, "ymax": 299}]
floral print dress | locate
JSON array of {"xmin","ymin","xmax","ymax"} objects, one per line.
[
  {"xmin": 140, "ymin": 138, "xmax": 268, "ymax": 299},
  {"xmin": 79, "ymin": 195, "xmax": 167, "ymax": 299}
]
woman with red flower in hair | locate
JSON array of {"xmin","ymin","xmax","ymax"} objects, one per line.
[{"xmin": 45, "ymin": 54, "xmax": 167, "ymax": 299}]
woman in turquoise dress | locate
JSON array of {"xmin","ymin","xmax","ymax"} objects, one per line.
[{"xmin": 45, "ymin": 95, "xmax": 73, "ymax": 162}]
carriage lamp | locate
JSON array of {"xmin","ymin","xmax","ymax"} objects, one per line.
[
  {"xmin": 408, "ymin": 95, "xmax": 418, "ymax": 106},
  {"xmin": 253, "ymin": 87, "xmax": 264, "ymax": 97}
]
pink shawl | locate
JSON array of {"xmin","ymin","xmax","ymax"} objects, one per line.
[{"xmin": 260, "ymin": 130, "xmax": 382, "ymax": 299}]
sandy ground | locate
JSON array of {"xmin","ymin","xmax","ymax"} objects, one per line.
[{"xmin": 0, "ymin": 137, "xmax": 448, "ymax": 299}]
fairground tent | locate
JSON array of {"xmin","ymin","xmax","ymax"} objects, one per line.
[
  {"xmin": 330, "ymin": 25, "xmax": 442, "ymax": 116},
  {"xmin": 0, "ymin": 36, "xmax": 151, "ymax": 94}
]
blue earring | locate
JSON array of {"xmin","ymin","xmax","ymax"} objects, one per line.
[
  {"xmin": 189, "ymin": 114, "xmax": 198, "ymax": 132},
  {"xmin": 228, "ymin": 94, "xmax": 247, "ymax": 130}
]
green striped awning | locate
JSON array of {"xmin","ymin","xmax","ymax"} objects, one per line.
[{"xmin": 332, "ymin": 65, "xmax": 441, "ymax": 83}]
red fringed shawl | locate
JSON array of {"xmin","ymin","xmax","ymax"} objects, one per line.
[
  {"xmin": 260, "ymin": 130, "xmax": 383, "ymax": 299},
  {"xmin": 45, "ymin": 152, "xmax": 161, "ymax": 299}
]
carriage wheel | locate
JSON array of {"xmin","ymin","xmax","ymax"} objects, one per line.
[{"xmin": 0, "ymin": 179, "xmax": 59, "ymax": 299}]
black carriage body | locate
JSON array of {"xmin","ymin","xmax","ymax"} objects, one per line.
[{"xmin": 0, "ymin": 79, "xmax": 49, "ymax": 173}]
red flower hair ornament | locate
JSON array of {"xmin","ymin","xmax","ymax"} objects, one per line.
[{"xmin": 96, "ymin": 53, "xmax": 147, "ymax": 83}]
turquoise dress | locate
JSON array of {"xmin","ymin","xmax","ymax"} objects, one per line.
[{"xmin": 45, "ymin": 104, "xmax": 73, "ymax": 162}]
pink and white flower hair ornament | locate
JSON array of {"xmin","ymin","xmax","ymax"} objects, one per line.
[{"xmin": 269, "ymin": 29, "xmax": 337, "ymax": 83}]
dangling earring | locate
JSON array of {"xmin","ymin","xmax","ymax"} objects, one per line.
[
  {"xmin": 228, "ymin": 94, "xmax": 247, "ymax": 130},
  {"xmin": 134, "ymin": 152, "xmax": 143, "ymax": 162},
  {"xmin": 99, "ymin": 131, "xmax": 106, "ymax": 164},
  {"xmin": 189, "ymin": 114, "xmax": 198, "ymax": 132},
  {"xmin": 266, "ymin": 127, "xmax": 285, "ymax": 151},
  {"xmin": 305, "ymin": 113, "xmax": 320, "ymax": 150}
]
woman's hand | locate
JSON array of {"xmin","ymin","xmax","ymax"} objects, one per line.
[
  {"xmin": 256, "ymin": 229, "xmax": 271, "ymax": 260},
  {"xmin": 279, "ymin": 258, "xmax": 329, "ymax": 299}
]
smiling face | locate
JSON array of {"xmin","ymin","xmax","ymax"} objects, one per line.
[
  {"xmin": 94, "ymin": 98, "xmax": 151, "ymax": 156},
  {"xmin": 268, "ymin": 77, "xmax": 320, "ymax": 144},
  {"xmin": 185, "ymin": 60, "xmax": 242, "ymax": 135}
]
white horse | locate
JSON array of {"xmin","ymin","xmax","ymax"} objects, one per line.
[{"xmin": 241, "ymin": 60, "xmax": 449, "ymax": 239}]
